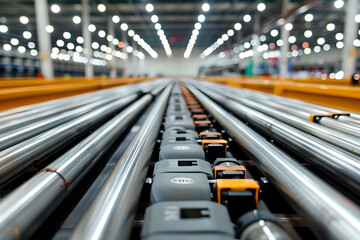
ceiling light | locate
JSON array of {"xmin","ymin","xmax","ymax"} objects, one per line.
[
  {"xmin": 18, "ymin": 46, "xmax": 26, "ymax": 53},
  {"xmin": 107, "ymin": 35, "xmax": 113, "ymax": 42},
  {"xmin": 57, "ymin": 39, "xmax": 64, "ymax": 47},
  {"xmin": 77, "ymin": 37, "xmax": 84, "ymax": 44},
  {"xmin": 157, "ymin": 29, "xmax": 164, "ymax": 36},
  {"xmin": 92, "ymin": 42, "xmax": 99, "ymax": 49},
  {"xmin": 112, "ymin": 38, "xmax": 119, "ymax": 45},
  {"xmin": 355, "ymin": 14, "xmax": 360, "ymax": 23},
  {"xmin": 3, "ymin": 44, "xmax": 11, "ymax": 51},
  {"xmin": 276, "ymin": 39, "xmax": 283, "ymax": 46},
  {"xmin": 288, "ymin": 36, "xmax": 296, "ymax": 43},
  {"xmin": 194, "ymin": 22, "xmax": 201, "ymax": 29},
  {"xmin": 67, "ymin": 43, "xmax": 74, "ymax": 50},
  {"xmin": 133, "ymin": 34, "xmax": 140, "ymax": 41},
  {"xmin": 257, "ymin": 3, "xmax": 266, "ymax": 12},
  {"xmin": 334, "ymin": 0, "xmax": 344, "ymax": 9},
  {"xmin": 202, "ymin": 3, "xmax": 210, "ymax": 12},
  {"xmin": 19, "ymin": 16, "xmax": 29, "ymax": 24},
  {"xmin": 146, "ymin": 3, "xmax": 154, "ymax": 12},
  {"xmin": 155, "ymin": 23, "xmax": 161, "ymax": 30},
  {"xmin": 317, "ymin": 37, "xmax": 325, "ymax": 45},
  {"xmin": 128, "ymin": 30, "xmax": 135, "ymax": 37},
  {"xmin": 23, "ymin": 31, "xmax": 32, "ymax": 39},
  {"xmin": 304, "ymin": 30, "xmax": 312, "ymax": 38},
  {"xmin": 126, "ymin": 46, "xmax": 133, "ymax": 53},
  {"xmin": 97, "ymin": 4, "xmax": 106, "ymax": 12},
  {"xmin": 88, "ymin": 24, "xmax": 96, "ymax": 32},
  {"xmin": 120, "ymin": 23, "xmax": 128, "ymax": 31},
  {"xmin": 30, "ymin": 49, "xmax": 38, "ymax": 56},
  {"xmin": 314, "ymin": 46, "xmax": 321, "ymax": 53},
  {"xmin": 198, "ymin": 14, "xmax": 205, "ymax": 22},
  {"xmin": 76, "ymin": 46, "xmax": 83, "ymax": 52},
  {"xmin": 98, "ymin": 30, "xmax": 106, "ymax": 38},
  {"xmin": 28, "ymin": 42, "xmax": 35, "ymax": 49},
  {"xmin": 192, "ymin": 29, "xmax": 199, "ymax": 36},
  {"xmin": 112, "ymin": 15, "xmax": 120, "ymax": 23},
  {"xmin": 63, "ymin": 32, "xmax": 71, "ymax": 39},
  {"xmin": 260, "ymin": 35, "xmax": 266, "ymax": 42},
  {"xmin": 73, "ymin": 16, "xmax": 81, "ymax": 24},
  {"xmin": 243, "ymin": 14, "xmax": 251, "ymax": 22},
  {"xmin": 336, "ymin": 41, "xmax": 344, "ymax": 49},
  {"xmin": 46, "ymin": 25, "xmax": 54, "ymax": 33},
  {"xmin": 323, "ymin": 44, "xmax": 330, "ymax": 51},
  {"xmin": 304, "ymin": 48, "xmax": 311, "ymax": 54},
  {"xmin": 270, "ymin": 29, "xmax": 278, "ymax": 37},
  {"xmin": 0, "ymin": 25, "xmax": 8, "ymax": 33},
  {"xmin": 227, "ymin": 29, "xmax": 234, "ymax": 36},
  {"xmin": 151, "ymin": 15, "xmax": 159, "ymax": 23},
  {"xmin": 222, "ymin": 34, "xmax": 229, "ymax": 41},
  {"xmin": 304, "ymin": 14, "xmax": 313, "ymax": 22},
  {"xmin": 234, "ymin": 23, "xmax": 242, "ymax": 30},
  {"xmin": 335, "ymin": 33, "xmax": 344, "ymax": 40},
  {"xmin": 353, "ymin": 39, "xmax": 360, "ymax": 47},
  {"xmin": 11, "ymin": 38, "xmax": 19, "ymax": 45},
  {"xmin": 326, "ymin": 23, "xmax": 335, "ymax": 31},
  {"xmin": 285, "ymin": 23, "xmax": 293, "ymax": 31},
  {"xmin": 51, "ymin": 4, "xmax": 60, "ymax": 13}
]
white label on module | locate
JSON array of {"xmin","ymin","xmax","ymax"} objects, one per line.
[
  {"xmin": 173, "ymin": 146, "xmax": 191, "ymax": 150},
  {"xmin": 170, "ymin": 177, "xmax": 196, "ymax": 184}
]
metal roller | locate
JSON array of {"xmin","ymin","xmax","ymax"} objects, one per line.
[
  {"xmin": 184, "ymin": 82, "xmax": 360, "ymax": 240},
  {"xmin": 70, "ymin": 85, "xmax": 172, "ymax": 240},
  {"xmin": 0, "ymin": 92, "xmax": 158, "ymax": 239},
  {"xmin": 199, "ymin": 80, "xmax": 360, "ymax": 126},
  {"xmin": 0, "ymin": 96, "xmax": 128, "ymax": 151},
  {"xmin": 0, "ymin": 79, "xmax": 161, "ymax": 126},
  {"xmin": 0, "ymin": 93, "xmax": 139, "ymax": 185},
  {"xmin": 192, "ymin": 83, "xmax": 360, "ymax": 193},
  {"xmin": 197, "ymin": 81, "xmax": 360, "ymax": 156}
]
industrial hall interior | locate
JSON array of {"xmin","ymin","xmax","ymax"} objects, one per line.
[{"xmin": 1, "ymin": 0, "xmax": 360, "ymax": 240}]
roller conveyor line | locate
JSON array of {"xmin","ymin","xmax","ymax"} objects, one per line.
[
  {"xmin": 0, "ymin": 79, "xmax": 360, "ymax": 240},
  {"xmin": 197, "ymin": 80, "xmax": 360, "ymax": 156},
  {"xmin": 185, "ymin": 82, "xmax": 360, "ymax": 194}
]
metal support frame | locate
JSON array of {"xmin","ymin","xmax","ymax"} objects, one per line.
[
  {"xmin": 34, "ymin": 0, "xmax": 54, "ymax": 79},
  {"xmin": 82, "ymin": 0, "xmax": 94, "ymax": 78},
  {"xmin": 108, "ymin": 17, "xmax": 117, "ymax": 79}
]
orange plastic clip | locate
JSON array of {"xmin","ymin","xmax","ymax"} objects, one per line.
[{"xmin": 216, "ymin": 179, "xmax": 259, "ymax": 206}]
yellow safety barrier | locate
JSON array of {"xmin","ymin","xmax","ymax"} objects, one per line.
[
  {"xmin": 0, "ymin": 77, "xmax": 153, "ymax": 110},
  {"xmin": 200, "ymin": 76, "xmax": 360, "ymax": 113}
]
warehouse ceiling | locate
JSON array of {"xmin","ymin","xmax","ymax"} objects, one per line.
[{"xmin": 0, "ymin": 0, "xmax": 356, "ymax": 59}]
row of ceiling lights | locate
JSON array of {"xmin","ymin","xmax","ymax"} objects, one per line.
[
  {"xmin": 200, "ymin": 2, "xmax": 266, "ymax": 58},
  {"xmin": 184, "ymin": 2, "xmax": 210, "ymax": 59},
  {"xmin": 217, "ymin": 29, "xmax": 360, "ymax": 64},
  {"xmin": 0, "ymin": 2, "xmax": 155, "ymax": 61},
  {"xmin": 145, "ymin": 3, "xmax": 172, "ymax": 57},
  {"xmin": 201, "ymin": 0, "xmax": 360, "ymax": 59}
]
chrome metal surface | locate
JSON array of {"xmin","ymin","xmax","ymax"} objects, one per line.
[
  {"xmin": 241, "ymin": 221, "xmax": 292, "ymax": 240},
  {"xmin": 0, "ymin": 93, "xmax": 139, "ymax": 185},
  {"xmin": 0, "ymin": 80, "xmax": 158, "ymax": 125},
  {"xmin": 70, "ymin": 85, "xmax": 172, "ymax": 240},
  {"xmin": 0, "ymin": 96, "xmax": 121, "ymax": 151},
  {"xmin": 195, "ymin": 84, "xmax": 360, "ymax": 192},
  {"xmin": 185, "ymin": 82, "xmax": 360, "ymax": 240},
  {"xmin": 0, "ymin": 94, "xmax": 154, "ymax": 239},
  {"xmin": 197, "ymin": 81, "xmax": 360, "ymax": 156}
]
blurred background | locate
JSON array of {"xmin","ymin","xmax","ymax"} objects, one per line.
[{"xmin": 0, "ymin": 0, "xmax": 359, "ymax": 79}]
